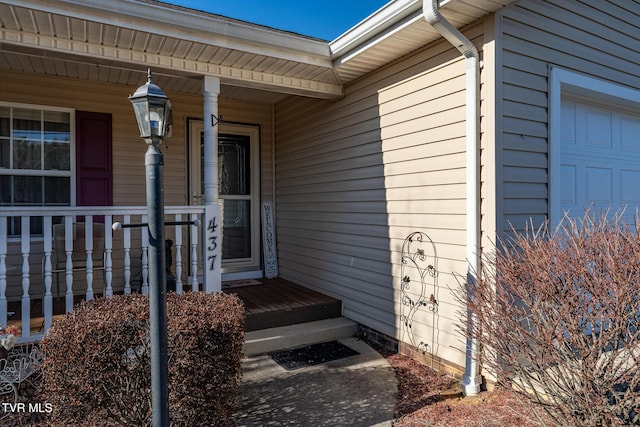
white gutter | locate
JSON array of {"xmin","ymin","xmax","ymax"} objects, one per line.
[
  {"xmin": 423, "ymin": 0, "xmax": 482, "ymax": 396},
  {"xmin": 330, "ymin": 0, "xmax": 421, "ymax": 60}
]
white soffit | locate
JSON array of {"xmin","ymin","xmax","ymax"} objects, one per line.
[
  {"xmin": 331, "ymin": 0, "xmax": 516, "ymax": 84},
  {"xmin": 0, "ymin": 0, "xmax": 342, "ymax": 99},
  {"xmin": 0, "ymin": 0, "xmax": 518, "ymax": 98}
]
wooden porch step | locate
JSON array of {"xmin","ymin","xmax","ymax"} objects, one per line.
[
  {"xmin": 244, "ymin": 299, "xmax": 342, "ymax": 332},
  {"xmin": 243, "ymin": 317, "xmax": 359, "ymax": 356},
  {"xmin": 225, "ymin": 278, "xmax": 343, "ymax": 332}
]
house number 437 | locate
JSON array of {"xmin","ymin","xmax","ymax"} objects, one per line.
[{"xmin": 207, "ymin": 216, "xmax": 218, "ymax": 271}]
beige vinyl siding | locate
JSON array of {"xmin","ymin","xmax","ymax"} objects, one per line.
[
  {"xmin": 275, "ymin": 90, "xmax": 395, "ymax": 332},
  {"xmin": 0, "ymin": 70, "xmax": 274, "ymax": 298},
  {"xmin": 275, "ymin": 22, "xmax": 488, "ymax": 368},
  {"xmin": 498, "ymin": 0, "xmax": 640, "ymax": 233},
  {"xmin": 0, "ymin": 71, "xmax": 189, "ymax": 208},
  {"xmin": 0, "ymin": 70, "xmax": 274, "ymax": 206}
]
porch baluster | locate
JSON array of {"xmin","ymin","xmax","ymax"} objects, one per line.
[
  {"xmin": 0, "ymin": 206, "xmax": 206, "ymax": 339},
  {"xmin": 84, "ymin": 219, "xmax": 94, "ymax": 301},
  {"xmin": 64, "ymin": 216, "xmax": 74, "ymax": 313},
  {"xmin": 20, "ymin": 217, "xmax": 31, "ymax": 340},
  {"xmin": 190, "ymin": 213, "xmax": 199, "ymax": 291},
  {"xmin": 123, "ymin": 215, "xmax": 132, "ymax": 294},
  {"xmin": 104, "ymin": 215, "xmax": 113, "ymax": 297},
  {"xmin": 43, "ymin": 217, "xmax": 53, "ymax": 332},
  {"xmin": 141, "ymin": 215, "xmax": 149, "ymax": 296},
  {"xmin": 0, "ymin": 218, "xmax": 7, "ymax": 331},
  {"xmin": 174, "ymin": 214, "xmax": 183, "ymax": 294}
]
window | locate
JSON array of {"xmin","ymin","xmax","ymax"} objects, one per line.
[{"xmin": 0, "ymin": 104, "xmax": 73, "ymax": 235}]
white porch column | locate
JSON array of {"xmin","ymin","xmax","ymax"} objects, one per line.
[
  {"xmin": 203, "ymin": 76, "xmax": 219, "ymax": 204},
  {"xmin": 202, "ymin": 76, "xmax": 222, "ymax": 293}
]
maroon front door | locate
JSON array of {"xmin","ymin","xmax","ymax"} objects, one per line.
[{"xmin": 75, "ymin": 111, "xmax": 112, "ymax": 207}]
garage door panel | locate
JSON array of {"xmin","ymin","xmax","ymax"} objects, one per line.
[
  {"xmin": 563, "ymin": 151, "xmax": 640, "ymax": 165},
  {"xmin": 583, "ymin": 106, "xmax": 613, "ymax": 150},
  {"xmin": 585, "ymin": 166, "xmax": 612, "ymax": 206},
  {"xmin": 620, "ymin": 115, "xmax": 640, "ymax": 153},
  {"xmin": 561, "ymin": 101, "xmax": 577, "ymax": 144},
  {"xmin": 621, "ymin": 170, "xmax": 640, "ymax": 205},
  {"xmin": 560, "ymin": 164, "xmax": 577, "ymax": 206},
  {"xmin": 560, "ymin": 97, "xmax": 640, "ymax": 223}
]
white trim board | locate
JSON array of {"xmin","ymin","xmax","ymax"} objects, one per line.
[{"xmin": 548, "ymin": 67, "xmax": 640, "ymax": 227}]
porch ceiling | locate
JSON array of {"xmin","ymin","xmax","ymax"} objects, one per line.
[
  {"xmin": 0, "ymin": 0, "xmax": 341, "ymax": 101},
  {"xmin": 0, "ymin": 0, "xmax": 517, "ymax": 102},
  {"xmin": 0, "ymin": 44, "xmax": 292, "ymax": 104}
]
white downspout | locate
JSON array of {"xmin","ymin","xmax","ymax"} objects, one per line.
[{"xmin": 423, "ymin": 0, "xmax": 482, "ymax": 396}]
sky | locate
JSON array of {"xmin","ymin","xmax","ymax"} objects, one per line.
[{"xmin": 166, "ymin": 0, "xmax": 390, "ymax": 41}]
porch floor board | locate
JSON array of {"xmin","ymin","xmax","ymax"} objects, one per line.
[
  {"xmin": 5, "ymin": 278, "xmax": 342, "ymax": 335},
  {"xmin": 224, "ymin": 278, "xmax": 343, "ymax": 332}
]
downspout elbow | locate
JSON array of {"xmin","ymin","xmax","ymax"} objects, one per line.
[{"xmin": 423, "ymin": 0, "xmax": 479, "ymax": 60}]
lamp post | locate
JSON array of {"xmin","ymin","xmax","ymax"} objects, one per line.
[{"xmin": 129, "ymin": 69, "xmax": 172, "ymax": 427}]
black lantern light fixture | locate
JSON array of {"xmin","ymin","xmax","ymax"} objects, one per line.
[
  {"xmin": 129, "ymin": 68, "xmax": 171, "ymax": 427},
  {"xmin": 130, "ymin": 69, "xmax": 172, "ymax": 143}
]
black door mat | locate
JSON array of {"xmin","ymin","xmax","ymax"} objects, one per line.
[{"xmin": 270, "ymin": 341, "xmax": 360, "ymax": 371}]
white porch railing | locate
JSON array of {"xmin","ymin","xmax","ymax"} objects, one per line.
[{"xmin": 0, "ymin": 206, "xmax": 211, "ymax": 343}]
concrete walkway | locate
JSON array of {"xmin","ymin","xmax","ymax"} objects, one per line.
[{"xmin": 235, "ymin": 337, "xmax": 397, "ymax": 426}]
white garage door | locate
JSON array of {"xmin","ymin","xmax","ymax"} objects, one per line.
[{"xmin": 560, "ymin": 96, "xmax": 640, "ymax": 224}]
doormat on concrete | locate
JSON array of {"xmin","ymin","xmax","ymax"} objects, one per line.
[
  {"xmin": 270, "ymin": 341, "xmax": 360, "ymax": 371},
  {"xmin": 221, "ymin": 279, "xmax": 262, "ymax": 289}
]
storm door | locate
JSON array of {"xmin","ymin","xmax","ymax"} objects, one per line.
[{"xmin": 189, "ymin": 121, "xmax": 260, "ymax": 277}]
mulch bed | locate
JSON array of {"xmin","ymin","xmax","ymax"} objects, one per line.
[
  {"xmin": 377, "ymin": 347, "xmax": 549, "ymax": 426},
  {"xmin": 8, "ymin": 342, "xmax": 551, "ymax": 427}
]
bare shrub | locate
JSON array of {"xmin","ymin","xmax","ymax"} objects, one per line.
[
  {"xmin": 40, "ymin": 292, "xmax": 244, "ymax": 426},
  {"xmin": 463, "ymin": 210, "xmax": 640, "ymax": 426}
]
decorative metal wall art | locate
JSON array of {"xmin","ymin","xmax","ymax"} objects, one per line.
[{"xmin": 400, "ymin": 232, "xmax": 439, "ymax": 361}]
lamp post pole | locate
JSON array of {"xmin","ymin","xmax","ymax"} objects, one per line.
[
  {"xmin": 146, "ymin": 139, "xmax": 169, "ymax": 427},
  {"xmin": 129, "ymin": 69, "xmax": 171, "ymax": 427}
]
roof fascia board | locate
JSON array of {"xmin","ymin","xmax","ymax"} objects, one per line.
[
  {"xmin": 333, "ymin": 12, "xmax": 424, "ymax": 67},
  {"xmin": 330, "ymin": 0, "xmax": 507, "ymax": 67},
  {"xmin": 4, "ymin": 0, "xmax": 333, "ymax": 68}
]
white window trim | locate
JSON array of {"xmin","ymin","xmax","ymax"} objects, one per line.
[
  {"xmin": 1, "ymin": 102, "xmax": 75, "ymax": 240},
  {"xmin": 548, "ymin": 67, "xmax": 640, "ymax": 227},
  {"xmin": 0, "ymin": 101, "xmax": 76, "ymax": 208}
]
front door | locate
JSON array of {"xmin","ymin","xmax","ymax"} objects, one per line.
[{"xmin": 189, "ymin": 120, "xmax": 261, "ymax": 278}]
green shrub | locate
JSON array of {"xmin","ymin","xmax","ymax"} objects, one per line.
[{"xmin": 40, "ymin": 292, "xmax": 244, "ymax": 426}]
